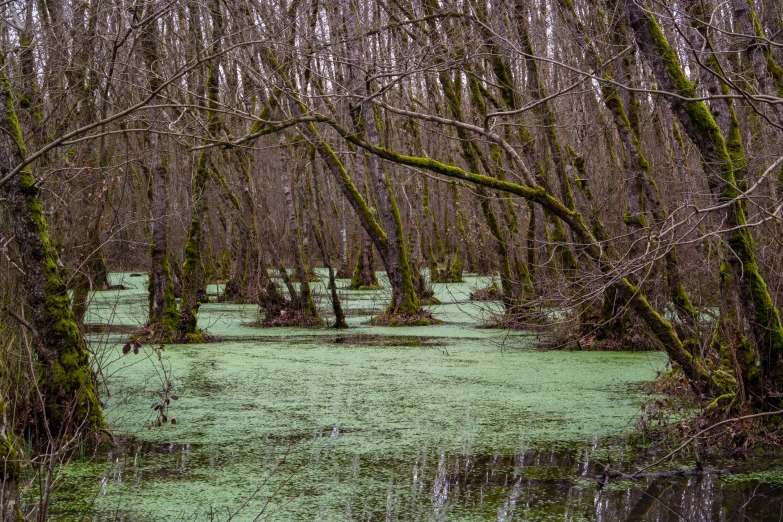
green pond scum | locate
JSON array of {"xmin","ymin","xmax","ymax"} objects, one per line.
[{"xmin": 48, "ymin": 272, "xmax": 783, "ymax": 520}]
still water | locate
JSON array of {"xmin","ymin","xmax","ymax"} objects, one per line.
[{"xmin": 48, "ymin": 273, "xmax": 783, "ymax": 521}]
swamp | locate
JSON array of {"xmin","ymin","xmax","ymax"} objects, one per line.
[
  {"xmin": 46, "ymin": 274, "xmax": 783, "ymax": 520},
  {"xmin": 2, "ymin": 0, "xmax": 783, "ymax": 520}
]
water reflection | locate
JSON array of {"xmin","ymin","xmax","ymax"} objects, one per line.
[{"xmin": 51, "ymin": 439, "xmax": 783, "ymax": 521}]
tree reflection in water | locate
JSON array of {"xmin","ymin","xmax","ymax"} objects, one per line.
[{"xmin": 370, "ymin": 446, "xmax": 783, "ymax": 521}]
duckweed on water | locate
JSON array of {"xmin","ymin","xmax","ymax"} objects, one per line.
[{"xmin": 47, "ymin": 272, "xmax": 783, "ymax": 520}]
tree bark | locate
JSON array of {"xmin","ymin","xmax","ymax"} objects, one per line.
[
  {"xmin": 342, "ymin": 0, "xmax": 421, "ymax": 315},
  {"xmin": 629, "ymin": 0, "xmax": 783, "ymax": 395},
  {"xmin": 179, "ymin": 0, "xmax": 224, "ymax": 340},
  {"xmin": 0, "ymin": 52, "xmax": 104, "ymax": 438},
  {"xmin": 140, "ymin": 0, "xmax": 178, "ymax": 337},
  {"xmin": 281, "ymin": 157, "xmax": 318, "ymax": 318}
]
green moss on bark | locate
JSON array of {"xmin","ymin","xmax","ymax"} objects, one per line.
[
  {"xmin": 1, "ymin": 61, "xmax": 104, "ymax": 437},
  {"xmin": 178, "ymin": 217, "xmax": 204, "ymax": 338},
  {"xmin": 627, "ymin": 4, "xmax": 783, "ymax": 400}
]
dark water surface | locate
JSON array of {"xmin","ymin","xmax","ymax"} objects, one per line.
[{"xmin": 47, "ymin": 273, "xmax": 783, "ymax": 521}]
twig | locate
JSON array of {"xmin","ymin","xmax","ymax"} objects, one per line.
[{"xmin": 0, "ymin": 303, "xmax": 33, "ymax": 331}]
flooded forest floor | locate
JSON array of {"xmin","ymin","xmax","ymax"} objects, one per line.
[{"xmin": 49, "ymin": 271, "xmax": 783, "ymax": 521}]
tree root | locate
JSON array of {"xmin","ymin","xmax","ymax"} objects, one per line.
[
  {"xmin": 470, "ymin": 282, "xmax": 502, "ymax": 301},
  {"xmin": 370, "ymin": 310, "xmax": 438, "ymax": 326},
  {"xmin": 259, "ymin": 308, "xmax": 325, "ymax": 328},
  {"xmin": 132, "ymin": 323, "xmax": 214, "ymax": 344}
]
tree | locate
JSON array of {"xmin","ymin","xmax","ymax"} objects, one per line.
[{"xmin": 1, "ymin": 50, "xmax": 104, "ymax": 440}]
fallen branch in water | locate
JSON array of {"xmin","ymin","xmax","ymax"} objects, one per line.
[
  {"xmin": 581, "ymin": 466, "xmax": 729, "ymax": 486},
  {"xmin": 629, "ymin": 409, "xmax": 783, "ymax": 479}
]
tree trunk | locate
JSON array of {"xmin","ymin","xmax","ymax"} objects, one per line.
[
  {"xmin": 337, "ymin": 197, "xmax": 350, "ymax": 277},
  {"xmin": 630, "ymin": 0, "xmax": 783, "ymax": 398},
  {"xmin": 140, "ymin": 3, "xmax": 178, "ymax": 338},
  {"xmin": 342, "ymin": 0, "xmax": 422, "ymax": 316},
  {"xmin": 312, "ymin": 169, "xmax": 347, "ymax": 328},
  {"xmin": 178, "ymin": 0, "xmax": 224, "ymax": 340},
  {"xmin": 281, "ymin": 159, "xmax": 318, "ymax": 319},
  {"xmin": 349, "ymin": 230, "xmax": 379, "ymax": 289},
  {"xmin": 0, "ymin": 54, "xmax": 104, "ymax": 438}
]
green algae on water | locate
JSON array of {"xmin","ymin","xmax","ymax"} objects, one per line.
[{"xmin": 51, "ymin": 271, "xmax": 676, "ymax": 521}]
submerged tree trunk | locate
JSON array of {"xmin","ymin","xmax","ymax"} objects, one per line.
[{"xmin": 0, "ymin": 54, "xmax": 104, "ymax": 438}]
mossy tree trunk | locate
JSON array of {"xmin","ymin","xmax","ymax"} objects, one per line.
[
  {"xmin": 213, "ymin": 150, "xmax": 255, "ymax": 303},
  {"xmin": 557, "ymin": 0, "xmax": 700, "ymax": 337},
  {"xmin": 0, "ymin": 53, "xmax": 104, "ymax": 439},
  {"xmin": 626, "ymin": 0, "xmax": 783, "ymax": 402},
  {"xmin": 48, "ymin": 0, "xmax": 109, "ymax": 327},
  {"xmin": 342, "ymin": 0, "xmax": 421, "ymax": 314},
  {"xmin": 730, "ymin": 0, "xmax": 783, "ymax": 120},
  {"xmin": 342, "ymin": 0, "xmax": 422, "ymax": 316},
  {"xmin": 362, "ymin": 112, "xmax": 421, "ymax": 315},
  {"xmin": 178, "ymin": 157, "xmax": 210, "ymax": 337},
  {"xmin": 346, "ymin": 142, "xmax": 380, "ymax": 291},
  {"xmin": 147, "ymin": 156, "xmax": 178, "ymax": 337},
  {"xmin": 178, "ymin": 0, "xmax": 223, "ymax": 340},
  {"xmin": 312, "ymin": 163, "xmax": 348, "ymax": 328}
]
